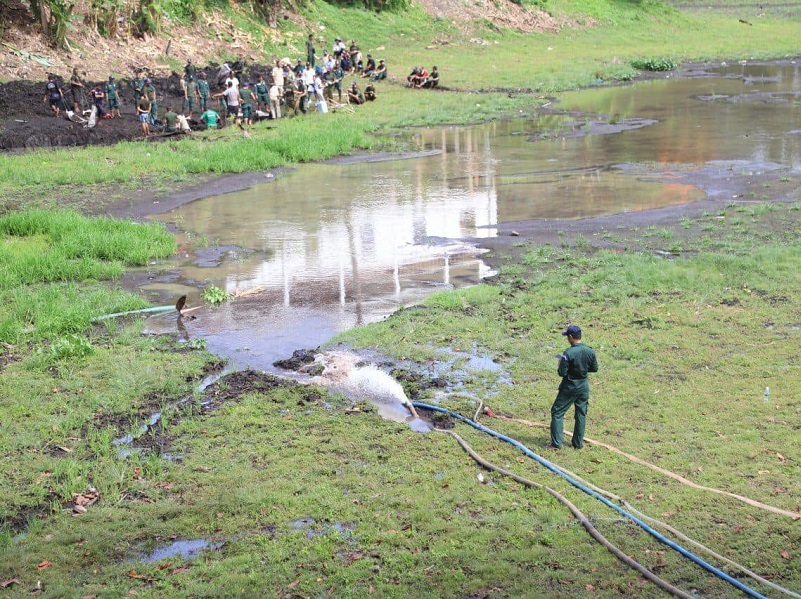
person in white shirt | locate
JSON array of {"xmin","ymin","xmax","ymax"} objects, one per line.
[
  {"xmin": 271, "ymin": 61, "xmax": 284, "ymax": 94},
  {"xmin": 302, "ymin": 64, "xmax": 315, "ymax": 98},
  {"xmin": 225, "ymin": 73, "xmax": 240, "ymax": 91},
  {"xmin": 268, "ymin": 84, "xmax": 281, "ymax": 120}
]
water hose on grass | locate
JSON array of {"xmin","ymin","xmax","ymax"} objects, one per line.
[
  {"xmin": 413, "ymin": 402, "xmax": 767, "ymax": 599},
  {"xmin": 92, "ymin": 305, "xmax": 175, "ymax": 322},
  {"xmin": 488, "ymin": 413, "xmax": 801, "ymax": 521},
  {"xmin": 439, "ymin": 429, "xmax": 695, "ymax": 599},
  {"xmin": 551, "ymin": 461, "xmax": 801, "ymax": 599}
]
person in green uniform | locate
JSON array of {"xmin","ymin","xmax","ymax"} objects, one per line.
[
  {"xmin": 184, "ymin": 58, "xmax": 196, "ymax": 81},
  {"xmin": 306, "ymin": 34, "xmax": 316, "ymax": 67},
  {"xmin": 163, "ymin": 106, "xmax": 178, "ymax": 133},
  {"xmin": 182, "ymin": 75, "xmax": 196, "ymax": 117},
  {"xmin": 145, "ymin": 78, "xmax": 157, "ymax": 125},
  {"xmin": 132, "ymin": 70, "xmax": 145, "ymax": 112},
  {"xmin": 255, "ymin": 74, "xmax": 269, "ymax": 113},
  {"xmin": 200, "ymin": 107, "xmax": 220, "ymax": 129},
  {"xmin": 322, "ymin": 68, "xmax": 335, "ymax": 103},
  {"xmin": 547, "ymin": 325, "xmax": 599, "ymax": 450},
  {"xmin": 69, "ymin": 67, "xmax": 84, "ymax": 113},
  {"xmin": 105, "ymin": 75, "xmax": 121, "ymax": 118},
  {"xmin": 239, "ymin": 81, "xmax": 255, "ymax": 126},
  {"xmin": 196, "ymin": 72, "xmax": 210, "ymax": 112},
  {"xmin": 331, "ymin": 65, "xmax": 344, "ymax": 102}
]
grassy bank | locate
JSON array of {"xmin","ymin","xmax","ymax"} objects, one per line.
[{"xmin": 2, "ymin": 202, "xmax": 800, "ymax": 596}]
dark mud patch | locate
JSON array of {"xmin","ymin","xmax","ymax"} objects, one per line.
[
  {"xmin": 273, "ymin": 348, "xmax": 318, "ymax": 372},
  {"xmin": 200, "ymin": 369, "xmax": 324, "ymax": 412},
  {"xmin": 390, "ymin": 367, "xmax": 448, "ymax": 400},
  {"xmin": 0, "ymin": 492, "xmax": 60, "ymax": 536}
]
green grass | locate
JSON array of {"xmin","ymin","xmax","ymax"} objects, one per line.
[{"xmin": 0, "ymin": 210, "xmax": 175, "ymax": 343}]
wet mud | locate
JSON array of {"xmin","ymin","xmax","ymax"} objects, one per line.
[{"xmin": 0, "ymin": 63, "xmax": 274, "ymax": 150}]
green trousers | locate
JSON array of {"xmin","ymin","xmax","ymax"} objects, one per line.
[{"xmin": 550, "ymin": 384, "xmax": 589, "ymax": 448}]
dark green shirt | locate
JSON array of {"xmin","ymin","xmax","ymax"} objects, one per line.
[
  {"xmin": 196, "ymin": 80, "xmax": 210, "ymax": 96},
  {"xmin": 239, "ymin": 87, "xmax": 254, "ymax": 106},
  {"xmin": 557, "ymin": 343, "xmax": 598, "ymax": 392},
  {"xmin": 164, "ymin": 111, "xmax": 178, "ymax": 129}
]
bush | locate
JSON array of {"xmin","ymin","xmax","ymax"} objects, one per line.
[{"xmin": 630, "ymin": 57, "xmax": 677, "ymax": 72}]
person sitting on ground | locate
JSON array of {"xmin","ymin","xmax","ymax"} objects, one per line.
[
  {"xmin": 364, "ymin": 83, "xmax": 377, "ymax": 101},
  {"xmin": 361, "ymin": 54, "xmax": 376, "ymax": 78},
  {"xmin": 371, "ymin": 59, "xmax": 387, "ymax": 81},
  {"xmin": 424, "ymin": 65, "xmax": 439, "ymax": 89},
  {"xmin": 414, "ymin": 66, "xmax": 429, "ymax": 88},
  {"xmin": 406, "ymin": 66, "xmax": 420, "ymax": 88},
  {"xmin": 199, "ymin": 106, "xmax": 220, "ymax": 130},
  {"xmin": 43, "ymin": 73, "xmax": 64, "ymax": 118},
  {"xmin": 163, "ymin": 106, "xmax": 179, "ymax": 133},
  {"xmin": 105, "ymin": 75, "xmax": 121, "ymax": 118},
  {"xmin": 347, "ymin": 81, "xmax": 365, "ymax": 105}
]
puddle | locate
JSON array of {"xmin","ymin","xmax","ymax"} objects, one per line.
[
  {"xmin": 140, "ymin": 538, "xmax": 223, "ymax": 563},
  {"xmin": 128, "ymin": 63, "xmax": 801, "ymax": 381},
  {"xmin": 289, "ymin": 518, "xmax": 357, "ymax": 540}
]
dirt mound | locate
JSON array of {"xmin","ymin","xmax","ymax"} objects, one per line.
[{"xmin": 414, "ymin": 0, "xmax": 569, "ymax": 33}]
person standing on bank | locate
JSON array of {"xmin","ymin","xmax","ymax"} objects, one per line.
[{"xmin": 546, "ymin": 324, "xmax": 598, "ymax": 450}]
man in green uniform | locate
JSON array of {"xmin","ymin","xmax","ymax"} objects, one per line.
[
  {"xmin": 547, "ymin": 325, "xmax": 598, "ymax": 450},
  {"xmin": 182, "ymin": 75, "xmax": 196, "ymax": 118},
  {"xmin": 200, "ymin": 107, "xmax": 220, "ymax": 129},
  {"xmin": 184, "ymin": 58, "xmax": 196, "ymax": 81},
  {"xmin": 239, "ymin": 81, "xmax": 255, "ymax": 126},
  {"xmin": 196, "ymin": 72, "xmax": 210, "ymax": 112},
  {"xmin": 132, "ymin": 70, "xmax": 145, "ymax": 112},
  {"xmin": 145, "ymin": 78, "xmax": 157, "ymax": 125},
  {"xmin": 306, "ymin": 34, "xmax": 316, "ymax": 67},
  {"xmin": 105, "ymin": 75, "xmax": 121, "ymax": 118},
  {"xmin": 255, "ymin": 74, "xmax": 269, "ymax": 113}
]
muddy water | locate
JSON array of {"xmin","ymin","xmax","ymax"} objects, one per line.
[{"xmin": 137, "ymin": 62, "xmax": 801, "ymax": 372}]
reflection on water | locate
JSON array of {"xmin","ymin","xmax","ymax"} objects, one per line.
[{"xmin": 139, "ymin": 63, "xmax": 801, "ymax": 370}]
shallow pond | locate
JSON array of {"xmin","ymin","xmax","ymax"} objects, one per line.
[{"xmin": 133, "ymin": 62, "xmax": 801, "ymax": 371}]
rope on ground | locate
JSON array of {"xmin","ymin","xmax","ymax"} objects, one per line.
[
  {"xmin": 438, "ymin": 429, "xmax": 695, "ymax": 599},
  {"xmin": 552, "ymin": 463, "xmax": 801, "ymax": 599},
  {"xmin": 415, "ymin": 402, "xmax": 766, "ymax": 599},
  {"xmin": 489, "ymin": 413, "xmax": 801, "ymax": 520}
]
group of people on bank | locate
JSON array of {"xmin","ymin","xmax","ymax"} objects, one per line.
[{"xmin": 43, "ymin": 34, "xmax": 445, "ymax": 138}]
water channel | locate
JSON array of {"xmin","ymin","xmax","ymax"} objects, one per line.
[{"xmin": 131, "ymin": 62, "xmax": 801, "ymax": 371}]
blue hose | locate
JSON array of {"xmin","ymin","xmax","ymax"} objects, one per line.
[{"xmin": 413, "ymin": 402, "xmax": 766, "ymax": 599}]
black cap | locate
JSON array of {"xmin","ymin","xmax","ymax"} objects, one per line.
[{"xmin": 562, "ymin": 325, "xmax": 582, "ymax": 338}]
